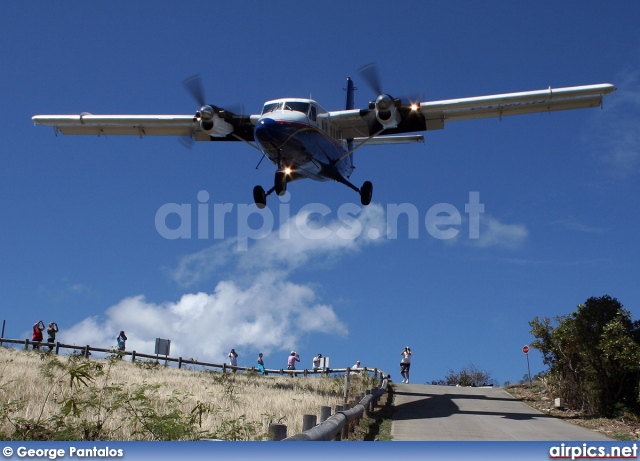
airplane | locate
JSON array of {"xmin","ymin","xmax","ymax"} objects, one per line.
[{"xmin": 32, "ymin": 66, "xmax": 615, "ymax": 208}]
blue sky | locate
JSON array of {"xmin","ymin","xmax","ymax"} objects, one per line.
[{"xmin": 2, "ymin": 1, "xmax": 639, "ymax": 387}]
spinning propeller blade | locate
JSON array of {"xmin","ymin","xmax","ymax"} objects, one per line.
[
  {"xmin": 358, "ymin": 62, "xmax": 383, "ymax": 96},
  {"xmin": 183, "ymin": 74, "xmax": 206, "ymax": 106}
]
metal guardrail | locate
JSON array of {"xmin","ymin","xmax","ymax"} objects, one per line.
[{"xmin": 282, "ymin": 376, "xmax": 390, "ymax": 441}]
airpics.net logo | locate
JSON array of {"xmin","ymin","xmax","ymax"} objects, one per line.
[{"xmin": 154, "ymin": 191, "xmax": 485, "ymax": 250}]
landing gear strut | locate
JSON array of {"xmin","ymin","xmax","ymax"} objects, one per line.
[{"xmin": 253, "ymin": 172, "xmax": 373, "ymax": 208}]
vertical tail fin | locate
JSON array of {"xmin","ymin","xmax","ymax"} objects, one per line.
[{"xmin": 345, "ymin": 76, "xmax": 356, "ymax": 110}]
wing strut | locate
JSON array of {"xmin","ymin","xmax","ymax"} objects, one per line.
[{"xmin": 337, "ymin": 127, "xmax": 386, "ymax": 163}]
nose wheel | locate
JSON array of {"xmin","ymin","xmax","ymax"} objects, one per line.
[
  {"xmin": 253, "ymin": 185, "xmax": 267, "ymax": 209},
  {"xmin": 359, "ymin": 181, "xmax": 373, "ymax": 206},
  {"xmin": 253, "ymin": 169, "xmax": 289, "ymax": 209}
]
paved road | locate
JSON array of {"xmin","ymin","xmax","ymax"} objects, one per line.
[{"xmin": 391, "ymin": 383, "xmax": 612, "ymax": 440}]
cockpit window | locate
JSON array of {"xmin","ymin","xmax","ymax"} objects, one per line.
[
  {"xmin": 284, "ymin": 101, "xmax": 310, "ymax": 114},
  {"xmin": 261, "ymin": 102, "xmax": 281, "ymax": 115}
]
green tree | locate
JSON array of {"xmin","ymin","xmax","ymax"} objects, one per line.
[
  {"xmin": 529, "ymin": 295, "xmax": 640, "ymax": 416},
  {"xmin": 439, "ymin": 364, "xmax": 497, "ymax": 387}
]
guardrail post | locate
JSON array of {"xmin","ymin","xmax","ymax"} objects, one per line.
[
  {"xmin": 333, "ymin": 405, "xmax": 344, "ymax": 440},
  {"xmin": 24, "ymin": 339, "xmax": 29, "ymax": 350},
  {"xmin": 302, "ymin": 414, "xmax": 317, "ymax": 431},
  {"xmin": 341, "ymin": 403, "xmax": 350, "ymax": 439},
  {"xmin": 55, "ymin": 342, "xmax": 60, "ymax": 355},
  {"xmin": 343, "ymin": 368, "xmax": 351, "ymax": 403},
  {"xmin": 178, "ymin": 357, "xmax": 183, "ymax": 369},
  {"xmin": 320, "ymin": 405, "xmax": 331, "ymax": 422},
  {"xmin": 268, "ymin": 423, "xmax": 287, "ymax": 441},
  {"xmin": 84, "ymin": 345, "xmax": 90, "ymax": 358},
  {"xmin": 131, "ymin": 350, "xmax": 136, "ymax": 362}
]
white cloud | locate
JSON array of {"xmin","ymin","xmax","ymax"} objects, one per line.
[
  {"xmin": 472, "ymin": 215, "xmax": 529, "ymax": 248},
  {"xmin": 61, "ymin": 204, "xmax": 389, "ymax": 365}
]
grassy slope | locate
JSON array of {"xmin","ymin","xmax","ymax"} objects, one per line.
[{"xmin": 0, "ymin": 346, "xmax": 381, "ymax": 441}]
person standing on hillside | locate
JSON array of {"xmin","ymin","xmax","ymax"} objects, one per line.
[
  {"xmin": 287, "ymin": 351, "xmax": 300, "ymax": 375},
  {"xmin": 312, "ymin": 353, "xmax": 322, "ymax": 370},
  {"xmin": 116, "ymin": 331, "xmax": 127, "ymax": 354},
  {"xmin": 257, "ymin": 352, "xmax": 267, "ymax": 375},
  {"xmin": 32, "ymin": 320, "xmax": 45, "ymax": 350},
  {"xmin": 400, "ymin": 347, "xmax": 412, "ymax": 383},
  {"xmin": 46, "ymin": 322, "xmax": 59, "ymax": 352},
  {"xmin": 228, "ymin": 348, "xmax": 238, "ymax": 372}
]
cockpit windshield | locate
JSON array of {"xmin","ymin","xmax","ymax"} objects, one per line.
[
  {"xmin": 284, "ymin": 101, "xmax": 310, "ymax": 114},
  {"xmin": 261, "ymin": 102, "xmax": 281, "ymax": 115},
  {"xmin": 261, "ymin": 100, "xmax": 311, "ymax": 116}
]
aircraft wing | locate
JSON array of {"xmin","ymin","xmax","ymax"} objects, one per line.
[
  {"xmin": 31, "ymin": 113, "xmax": 258, "ymax": 141},
  {"xmin": 329, "ymin": 83, "xmax": 616, "ymax": 139}
]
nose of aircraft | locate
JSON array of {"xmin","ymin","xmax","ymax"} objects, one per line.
[{"xmin": 254, "ymin": 117, "xmax": 277, "ymax": 142}]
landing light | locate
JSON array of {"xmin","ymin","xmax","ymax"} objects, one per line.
[
  {"xmin": 284, "ymin": 167, "xmax": 292, "ymax": 175},
  {"xmin": 410, "ymin": 103, "xmax": 419, "ymax": 111}
]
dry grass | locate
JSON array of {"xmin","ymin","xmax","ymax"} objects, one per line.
[
  {"xmin": 506, "ymin": 383, "xmax": 640, "ymax": 441},
  {"xmin": 0, "ymin": 346, "xmax": 377, "ymax": 440}
]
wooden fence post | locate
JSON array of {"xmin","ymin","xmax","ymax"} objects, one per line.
[
  {"xmin": 178, "ymin": 357, "xmax": 182, "ymax": 369},
  {"xmin": 268, "ymin": 423, "xmax": 287, "ymax": 441},
  {"xmin": 343, "ymin": 368, "xmax": 351, "ymax": 403},
  {"xmin": 341, "ymin": 403, "xmax": 350, "ymax": 439},
  {"xmin": 302, "ymin": 414, "xmax": 317, "ymax": 431},
  {"xmin": 131, "ymin": 351, "xmax": 136, "ymax": 362},
  {"xmin": 320, "ymin": 405, "xmax": 331, "ymax": 422},
  {"xmin": 333, "ymin": 404, "xmax": 344, "ymax": 441}
]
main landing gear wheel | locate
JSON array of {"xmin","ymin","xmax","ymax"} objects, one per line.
[
  {"xmin": 359, "ymin": 181, "xmax": 373, "ymax": 206},
  {"xmin": 275, "ymin": 170, "xmax": 287, "ymax": 196},
  {"xmin": 253, "ymin": 185, "xmax": 267, "ymax": 209}
]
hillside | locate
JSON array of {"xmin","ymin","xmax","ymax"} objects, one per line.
[{"xmin": 0, "ymin": 346, "xmax": 378, "ymax": 441}]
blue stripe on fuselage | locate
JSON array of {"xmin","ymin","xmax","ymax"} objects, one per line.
[{"xmin": 254, "ymin": 117, "xmax": 352, "ymax": 182}]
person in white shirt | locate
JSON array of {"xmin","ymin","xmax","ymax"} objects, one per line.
[
  {"xmin": 228, "ymin": 348, "xmax": 238, "ymax": 372},
  {"xmin": 350, "ymin": 360, "xmax": 362, "ymax": 375},
  {"xmin": 400, "ymin": 347, "xmax": 412, "ymax": 383},
  {"xmin": 312, "ymin": 353, "xmax": 322, "ymax": 370}
]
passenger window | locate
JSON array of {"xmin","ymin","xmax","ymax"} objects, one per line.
[{"xmin": 310, "ymin": 105, "xmax": 317, "ymax": 122}]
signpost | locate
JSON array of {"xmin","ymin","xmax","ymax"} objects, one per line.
[{"xmin": 523, "ymin": 344, "xmax": 532, "ymax": 388}]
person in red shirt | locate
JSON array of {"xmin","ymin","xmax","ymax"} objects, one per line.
[{"xmin": 32, "ymin": 320, "xmax": 44, "ymax": 350}]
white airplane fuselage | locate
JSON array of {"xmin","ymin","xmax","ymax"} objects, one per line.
[{"xmin": 253, "ymin": 98, "xmax": 354, "ymax": 184}]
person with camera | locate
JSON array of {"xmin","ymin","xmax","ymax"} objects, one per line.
[
  {"xmin": 287, "ymin": 351, "xmax": 300, "ymax": 375},
  {"xmin": 116, "ymin": 331, "xmax": 128, "ymax": 352},
  {"xmin": 32, "ymin": 320, "xmax": 45, "ymax": 350},
  {"xmin": 400, "ymin": 346, "xmax": 412, "ymax": 383},
  {"xmin": 47, "ymin": 322, "xmax": 59, "ymax": 352}
]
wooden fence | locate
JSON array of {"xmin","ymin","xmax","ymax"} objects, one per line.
[
  {"xmin": 0, "ymin": 337, "xmax": 386, "ymax": 381},
  {"xmin": 1, "ymin": 336, "xmax": 391, "ymax": 441}
]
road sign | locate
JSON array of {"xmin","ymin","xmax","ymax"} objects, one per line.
[{"xmin": 522, "ymin": 345, "xmax": 530, "ymax": 354}]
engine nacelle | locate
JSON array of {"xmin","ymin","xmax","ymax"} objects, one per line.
[
  {"xmin": 373, "ymin": 94, "xmax": 401, "ymax": 129},
  {"xmin": 197, "ymin": 105, "xmax": 234, "ymax": 137}
]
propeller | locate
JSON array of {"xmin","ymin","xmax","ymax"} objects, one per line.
[
  {"xmin": 183, "ymin": 74, "xmax": 206, "ymax": 107},
  {"xmin": 357, "ymin": 62, "xmax": 422, "ymax": 107},
  {"xmin": 357, "ymin": 62, "xmax": 383, "ymax": 96},
  {"xmin": 179, "ymin": 74, "xmax": 208, "ymax": 148}
]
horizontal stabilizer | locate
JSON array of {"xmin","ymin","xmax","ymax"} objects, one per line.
[{"xmin": 353, "ymin": 134, "xmax": 424, "ymax": 146}]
